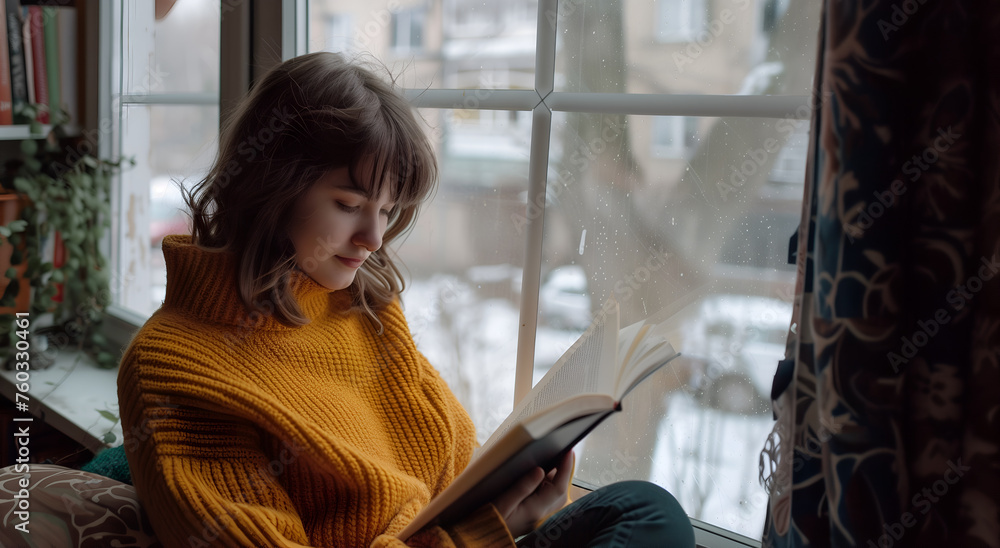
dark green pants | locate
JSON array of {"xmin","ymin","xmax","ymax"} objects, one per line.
[{"xmin": 516, "ymin": 480, "xmax": 696, "ymax": 548}]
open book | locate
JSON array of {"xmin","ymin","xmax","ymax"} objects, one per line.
[{"xmin": 397, "ymin": 298, "xmax": 680, "ymax": 540}]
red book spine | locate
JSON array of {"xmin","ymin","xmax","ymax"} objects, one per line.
[{"xmin": 27, "ymin": 5, "xmax": 45, "ymax": 123}]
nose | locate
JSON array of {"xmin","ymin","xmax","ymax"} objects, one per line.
[{"xmin": 353, "ymin": 210, "xmax": 383, "ymax": 252}]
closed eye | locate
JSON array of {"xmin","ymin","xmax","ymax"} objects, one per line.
[{"xmin": 335, "ymin": 201, "xmax": 359, "ymax": 213}]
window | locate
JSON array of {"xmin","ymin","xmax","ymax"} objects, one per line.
[
  {"xmin": 656, "ymin": 0, "xmax": 706, "ymax": 43},
  {"xmin": 104, "ymin": 1, "xmax": 823, "ymax": 545},
  {"xmin": 391, "ymin": 8, "xmax": 425, "ymax": 53},
  {"xmin": 652, "ymin": 116, "xmax": 700, "ymax": 158},
  {"xmin": 325, "ymin": 14, "xmax": 353, "ymax": 54},
  {"xmin": 108, "ymin": 0, "xmax": 219, "ymax": 319}
]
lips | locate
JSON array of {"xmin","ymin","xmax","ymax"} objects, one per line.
[{"xmin": 336, "ymin": 256, "xmax": 365, "ymax": 269}]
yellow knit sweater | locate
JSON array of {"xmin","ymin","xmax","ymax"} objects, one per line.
[{"xmin": 118, "ymin": 235, "xmax": 515, "ymax": 547}]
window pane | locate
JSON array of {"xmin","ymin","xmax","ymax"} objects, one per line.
[
  {"xmin": 118, "ymin": 104, "xmax": 216, "ymax": 317},
  {"xmin": 307, "ymin": 0, "xmax": 537, "ymax": 90},
  {"xmin": 554, "ymin": 0, "xmax": 821, "ymax": 95},
  {"xmin": 398, "ymin": 108, "xmax": 531, "ymax": 442},
  {"xmin": 537, "ymin": 112, "xmax": 808, "ymax": 538},
  {"xmin": 124, "ymin": 0, "xmax": 220, "ymax": 95}
]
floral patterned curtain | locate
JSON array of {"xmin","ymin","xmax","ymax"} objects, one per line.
[{"xmin": 759, "ymin": 1, "xmax": 1000, "ymax": 547}]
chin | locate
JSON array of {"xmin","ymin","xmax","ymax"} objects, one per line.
[{"xmin": 301, "ymin": 269, "xmax": 356, "ymax": 291}]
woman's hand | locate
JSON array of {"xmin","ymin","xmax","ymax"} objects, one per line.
[{"xmin": 491, "ymin": 451, "xmax": 574, "ymax": 537}]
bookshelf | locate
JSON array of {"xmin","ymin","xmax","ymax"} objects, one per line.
[{"xmin": 0, "ymin": 123, "xmax": 47, "ymax": 139}]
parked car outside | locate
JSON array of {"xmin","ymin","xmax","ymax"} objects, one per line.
[
  {"xmin": 538, "ymin": 264, "xmax": 592, "ymax": 331},
  {"xmin": 681, "ymin": 294, "xmax": 792, "ymax": 415}
]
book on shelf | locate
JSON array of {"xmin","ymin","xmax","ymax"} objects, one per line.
[
  {"xmin": 27, "ymin": 5, "xmax": 48, "ymax": 123},
  {"xmin": 5, "ymin": 0, "xmax": 27, "ymax": 124},
  {"xmin": 20, "ymin": 6, "xmax": 33, "ymax": 110},
  {"xmin": 397, "ymin": 298, "xmax": 680, "ymax": 540},
  {"xmin": 0, "ymin": 1, "xmax": 11, "ymax": 125},
  {"xmin": 41, "ymin": 5, "xmax": 57, "ymax": 122},
  {"xmin": 0, "ymin": 1, "xmax": 75, "ymax": 127}
]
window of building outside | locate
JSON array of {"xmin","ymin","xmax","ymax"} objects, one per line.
[
  {"xmin": 652, "ymin": 116, "xmax": 699, "ymax": 159},
  {"xmin": 391, "ymin": 7, "xmax": 425, "ymax": 52},
  {"xmin": 656, "ymin": 0, "xmax": 706, "ymax": 43},
  {"xmin": 108, "ymin": 0, "xmax": 821, "ymax": 543}
]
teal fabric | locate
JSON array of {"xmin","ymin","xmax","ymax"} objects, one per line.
[{"xmin": 81, "ymin": 444, "xmax": 132, "ymax": 485}]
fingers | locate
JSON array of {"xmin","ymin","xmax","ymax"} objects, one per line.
[
  {"xmin": 493, "ymin": 466, "xmax": 545, "ymax": 519},
  {"xmin": 550, "ymin": 451, "xmax": 574, "ymax": 491}
]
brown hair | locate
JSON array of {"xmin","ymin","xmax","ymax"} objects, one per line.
[{"xmin": 183, "ymin": 52, "xmax": 437, "ymax": 331}]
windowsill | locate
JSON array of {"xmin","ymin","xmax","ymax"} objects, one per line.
[{"xmin": 0, "ymin": 348, "xmax": 122, "ymax": 455}]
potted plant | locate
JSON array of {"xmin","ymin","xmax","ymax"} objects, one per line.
[{"xmin": 0, "ymin": 105, "xmax": 132, "ymax": 369}]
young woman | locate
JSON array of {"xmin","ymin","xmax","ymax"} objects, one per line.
[{"xmin": 118, "ymin": 51, "xmax": 695, "ymax": 547}]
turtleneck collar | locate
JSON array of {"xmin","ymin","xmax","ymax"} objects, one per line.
[{"xmin": 160, "ymin": 234, "xmax": 344, "ymax": 329}]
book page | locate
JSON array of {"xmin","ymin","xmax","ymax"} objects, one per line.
[
  {"xmin": 479, "ymin": 300, "xmax": 619, "ymax": 455},
  {"xmin": 614, "ymin": 317, "xmax": 679, "ymax": 401}
]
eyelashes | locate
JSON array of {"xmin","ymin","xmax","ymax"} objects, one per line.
[
  {"xmin": 335, "ymin": 201, "xmax": 394, "ymax": 217},
  {"xmin": 335, "ymin": 201, "xmax": 359, "ymax": 213}
]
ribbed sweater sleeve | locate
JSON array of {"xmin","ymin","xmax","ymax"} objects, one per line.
[
  {"xmin": 117, "ymin": 235, "xmax": 516, "ymax": 547},
  {"xmin": 119, "ymin": 360, "xmax": 313, "ymax": 547}
]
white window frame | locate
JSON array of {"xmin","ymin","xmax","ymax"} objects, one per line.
[
  {"xmin": 101, "ymin": 0, "xmax": 221, "ymax": 329},
  {"xmin": 98, "ymin": 1, "xmax": 818, "ymax": 546}
]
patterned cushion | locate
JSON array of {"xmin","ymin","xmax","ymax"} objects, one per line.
[{"xmin": 0, "ymin": 464, "xmax": 161, "ymax": 548}]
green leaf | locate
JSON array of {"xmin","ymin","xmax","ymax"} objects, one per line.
[
  {"xmin": 82, "ymin": 156, "xmax": 98, "ymax": 169},
  {"xmin": 102, "ymin": 431, "xmax": 117, "ymax": 444},
  {"xmin": 8, "ymin": 220, "xmax": 27, "ymax": 232},
  {"xmin": 0, "ymin": 227, "xmax": 9, "ymax": 238},
  {"xmin": 20, "ymin": 139, "xmax": 37, "ymax": 156},
  {"xmin": 12, "ymin": 177, "xmax": 33, "ymax": 194},
  {"xmin": 4, "ymin": 268, "xmax": 15, "ymax": 279},
  {"xmin": 97, "ymin": 351, "xmax": 116, "ymax": 369},
  {"xmin": 49, "ymin": 269, "xmax": 64, "ymax": 283},
  {"xmin": 96, "ymin": 409, "xmax": 118, "ymax": 422}
]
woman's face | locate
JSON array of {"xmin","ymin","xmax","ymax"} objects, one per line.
[{"xmin": 286, "ymin": 165, "xmax": 395, "ymax": 290}]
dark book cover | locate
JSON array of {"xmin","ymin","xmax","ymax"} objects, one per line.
[{"xmin": 5, "ymin": 0, "xmax": 27, "ymax": 124}]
